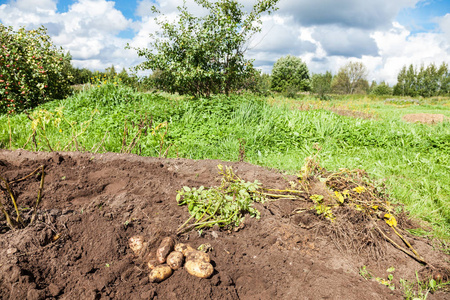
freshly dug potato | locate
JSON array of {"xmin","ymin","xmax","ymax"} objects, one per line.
[
  {"xmin": 174, "ymin": 243, "xmax": 194, "ymax": 256},
  {"xmin": 146, "ymin": 253, "xmax": 160, "ymax": 270},
  {"xmin": 128, "ymin": 235, "xmax": 147, "ymax": 256},
  {"xmin": 185, "ymin": 250, "xmax": 210, "ymax": 263},
  {"xmin": 149, "ymin": 265, "xmax": 173, "ymax": 283},
  {"xmin": 184, "ymin": 260, "xmax": 214, "ymax": 279},
  {"xmin": 156, "ymin": 237, "xmax": 175, "ymax": 263},
  {"xmin": 167, "ymin": 251, "xmax": 184, "ymax": 270}
]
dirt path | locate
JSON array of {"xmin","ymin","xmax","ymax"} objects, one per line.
[{"xmin": 0, "ymin": 150, "xmax": 448, "ymax": 299}]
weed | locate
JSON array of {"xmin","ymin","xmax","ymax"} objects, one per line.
[
  {"xmin": 400, "ymin": 271, "xmax": 450, "ymax": 300},
  {"xmin": 359, "ymin": 265, "xmax": 373, "ymax": 280}
]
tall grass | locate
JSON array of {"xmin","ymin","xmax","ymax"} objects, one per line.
[{"xmin": 1, "ymin": 84, "xmax": 449, "ymax": 238}]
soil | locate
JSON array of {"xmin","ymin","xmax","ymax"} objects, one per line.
[
  {"xmin": 0, "ymin": 149, "xmax": 449, "ymax": 300},
  {"xmin": 402, "ymin": 113, "xmax": 448, "ymax": 124}
]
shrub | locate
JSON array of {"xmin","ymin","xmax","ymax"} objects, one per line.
[
  {"xmin": 271, "ymin": 55, "xmax": 310, "ymax": 93},
  {"xmin": 0, "ymin": 25, "xmax": 72, "ymax": 114}
]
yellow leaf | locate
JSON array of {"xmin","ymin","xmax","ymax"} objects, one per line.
[
  {"xmin": 334, "ymin": 191, "xmax": 344, "ymax": 204},
  {"xmin": 353, "ymin": 186, "xmax": 366, "ymax": 194},
  {"xmin": 310, "ymin": 194, "xmax": 324, "ymax": 203},
  {"xmin": 384, "ymin": 213, "xmax": 397, "ymax": 227},
  {"xmin": 372, "ymin": 205, "xmax": 379, "ymax": 210}
]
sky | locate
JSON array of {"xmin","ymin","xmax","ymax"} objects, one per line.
[{"xmin": 0, "ymin": 0, "xmax": 450, "ymax": 85}]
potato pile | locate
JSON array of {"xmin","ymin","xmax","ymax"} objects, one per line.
[{"xmin": 128, "ymin": 235, "xmax": 214, "ymax": 283}]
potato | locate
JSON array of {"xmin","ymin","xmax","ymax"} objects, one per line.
[
  {"xmin": 145, "ymin": 253, "xmax": 160, "ymax": 270},
  {"xmin": 128, "ymin": 235, "xmax": 147, "ymax": 256},
  {"xmin": 174, "ymin": 243, "xmax": 194, "ymax": 256},
  {"xmin": 166, "ymin": 251, "xmax": 184, "ymax": 270},
  {"xmin": 147, "ymin": 259, "xmax": 159, "ymax": 270},
  {"xmin": 184, "ymin": 260, "xmax": 214, "ymax": 279},
  {"xmin": 156, "ymin": 237, "xmax": 175, "ymax": 263},
  {"xmin": 149, "ymin": 265, "xmax": 173, "ymax": 283},
  {"xmin": 185, "ymin": 250, "xmax": 210, "ymax": 263}
]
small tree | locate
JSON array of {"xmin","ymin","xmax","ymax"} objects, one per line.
[
  {"xmin": 271, "ymin": 55, "xmax": 310, "ymax": 94},
  {"xmin": 331, "ymin": 61, "xmax": 368, "ymax": 94},
  {"xmin": 311, "ymin": 71, "xmax": 332, "ymax": 99},
  {"xmin": 105, "ymin": 64, "xmax": 117, "ymax": 79},
  {"xmin": 370, "ymin": 81, "xmax": 392, "ymax": 96},
  {"xmin": 129, "ymin": 0, "xmax": 279, "ymax": 97},
  {"xmin": 0, "ymin": 25, "xmax": 72, "ymax": 114}
]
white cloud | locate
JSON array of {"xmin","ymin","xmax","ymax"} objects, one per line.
[
  {"xmin": 369, "ymin": 22, "xmax": 450, "ymax": 84},
  {"xmin": 0, "ymin": 0, "xmax": 138, "ymax": 71},
  {"xmin": 7, "ymin": 0, "xmax": 56, "ymax": 13}
]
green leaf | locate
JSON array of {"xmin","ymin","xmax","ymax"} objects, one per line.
[{"xmin": 429, "ymin": 279, "xmax": 437, "ymax": 289}]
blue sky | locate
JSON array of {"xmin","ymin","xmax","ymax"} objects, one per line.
[
  {"xmin": 397, "ymin": 0, "xmax": 450, "ymax": 33},
  {"xmin": 1, "ymin": 0, "xmax": 449, "ymax": 84}
]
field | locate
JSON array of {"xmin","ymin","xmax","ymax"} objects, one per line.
[{"xmin": 0, "ymin": 83, "xmax": 450, "ymax": 298}]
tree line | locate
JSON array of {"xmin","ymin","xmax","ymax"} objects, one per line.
[{"xmin": 2, "ymin": 0, "xmax": 450, "ymax": 115}]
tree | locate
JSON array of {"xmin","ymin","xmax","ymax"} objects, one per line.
[
  {"xmin": 0, "ymin": 25, "xmax": 72, "ymax": 114},
  {"xmin": 393, "ymin": 62, "xmax": 449, "ymax": 97},
  {"xmin": 438, "ymin": 62, "xmax": 450, "ymax": 95},
  {"xmin": 129, "ymin": 0, "xmax": 279, "ymax": 97},
  {"xmin": 271, "ymin": 55, "xmax": 310, "ymax": 94},
  {"xmin": 370, "ymin": 81, "xmax": 392, "ymax": 96},
  {"xmin": 311, "ymin": 71, "xmax": 332, "ymax": 99},
  {"xmin": 105, "ymin": 64, "xmax": 117, "ymax": 79},
  {"xmin": 331, "ymin": 61, "xmax": 368, "ymax": 94}
]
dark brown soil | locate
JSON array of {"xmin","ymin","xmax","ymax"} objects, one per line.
[
  {"xmin": 402, "ymin": 113, "xmax": 448, "ymax": 124},
  {"xmin": 0, "ymin": 150, "xmax": 449, "ymax": 300}
]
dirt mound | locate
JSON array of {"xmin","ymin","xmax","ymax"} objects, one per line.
[
  {"xmin": 0, "ymin": 150, "xmax": 449, "ymax": 299},
  {"xmin": 402, "ymin": 113, "xmax": 448, "ymax": 124}
]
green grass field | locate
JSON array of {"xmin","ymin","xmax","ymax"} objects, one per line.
[{"xmin": 1, "ymin": 82, "xmax": 449, "ymax": 239}]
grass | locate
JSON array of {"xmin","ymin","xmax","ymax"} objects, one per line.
[{"xmin": 1, "ymin": 83, "xmax": 449, "ymax": 239}]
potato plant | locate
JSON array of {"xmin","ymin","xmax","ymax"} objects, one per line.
[
  {"xmin": 176, "ymin": 164, "xmax": 265, "ymax": 233},
  {"xmin": 0, "ymin": 25, "xmax": 72, "ymax": 114}
]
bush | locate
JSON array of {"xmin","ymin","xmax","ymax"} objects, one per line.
[
  {"xmin": 271, "ymin": 55, "xmax": 310, "ymax": 93},
  {"xmin": 0, "ymin": 25, "xmax": 72, "ymax": 114}
]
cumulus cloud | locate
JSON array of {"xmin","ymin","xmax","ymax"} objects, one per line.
[
  {"xmin": 438, "ymin": 13, "xmax": 450, "ymax": 43},
  {"xmin": 370, "ymin": 22, "xmax": 450, "ymax": 84},
  {"xmin": 278, "ymin": 0, "xmax": 419, "ymax": 29},
  {"xmin": 0, "ymin": 0, "xmax": 138, "ymax": 70},
  {"xmin": 312, "ymin": 26, "xmax": 378, "ymax": 57},
  {"xmin": 246, "ymin": 15, "xmax": 316, "ymax": 71},
  {"xmin": 6, "ymin": 0, "xmax": 56, "ymax": 13}
]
